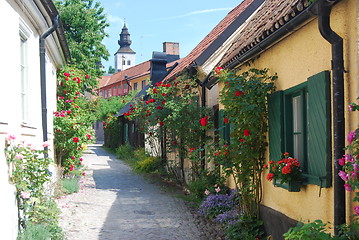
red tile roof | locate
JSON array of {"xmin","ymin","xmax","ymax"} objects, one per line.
[
  {"xmin": 164, "ymin": 0, "xmax": 255, "ymax": 81},
  {"xmin": 220, "ymin": 0, "xmax": 312, "ymax": 67}
]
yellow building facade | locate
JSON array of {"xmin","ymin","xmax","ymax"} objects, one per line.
[{"xmin": 218, "ymin": 0, "xmax": 358, "ymax": 235}]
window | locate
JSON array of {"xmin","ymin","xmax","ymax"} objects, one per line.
[
  {"xmin": 141, "ymin": 80, "xmax": 146, "ymax": 89},
  {"xmin": 123, "ymin": 60, "xmax": 126, "ymax": 65},
  {"xmin": 268, "ymin": 71, "xmax": 331, "ymax": 187},
  {"xmin": 20, "ymin": 34, "xmax": 28, "ymax": 124},
  {"xmin": 218, "ymin": 109, "xmax": 231, "ymax": 144},
  {"xmin": 133, "ymin": 82, "xmax": 138, "ymax": 90},
  {"xmin": 127, "ymin": 60, "xmax": 131, "ymax": 65}
]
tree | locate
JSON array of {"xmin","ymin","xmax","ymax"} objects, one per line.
[
  {"xmin": 55, "ymin": 0, "xmax": 110, "ymax": 91},
  {"xmin": 108, "ymin": 66, "xmax": 116, "ymax": 74}
]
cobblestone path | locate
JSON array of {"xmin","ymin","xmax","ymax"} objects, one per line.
[{"xmin": 57, "ymin": 144, "xmax": 222, "ymax": 240}]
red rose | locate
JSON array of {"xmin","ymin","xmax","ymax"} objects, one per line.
[
  {"xmin": 85, "ymin": 74, "xmax": 90, "ymax": 79},
  {"xmin": 214, "ymin": 67, "xmax": 222, "ymax": 75},
  {"xmin": 153, "ymin": 88, "xmax": 158, "ymax": 94},
  {"xmin": 64, "ymin": 72, "xmax": 70, "ymax": 77},
  {"xmin": 73, "ymin": 137, "xmax": 79, "ymax": 143},
  {"xmin": 235, "ymin": 90, "xmax": 244, "ymax": 96},
  {"xmin": 189, "ymin": 148, "xmax": 196, "ymax": 153},
  {"xmin": 243, "ymin": 129, "xmax": 250, "ymax": 136},
  {"xmin": 224, "ymin": 118, "xmax": 229, "ymax": 124},
  {"xmin": 69, "ymin": 165, "xmax": 74, "ymax": 171},
  {"xmin": 200, "ymin": 116, "xmax": 209, "ymax": 126},
  {"xmin": 156, "ymin": 106, "xmax": 163, "ymax": 110},
  {"xmin": 159, "ymin": 121, "xmax": 164, "ymax": 126}
]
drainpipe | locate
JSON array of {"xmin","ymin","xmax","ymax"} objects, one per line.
[
  {"xmin": 318, "ymin": 0, "xmax": 345, "ymax": 234},
  {"xmin": 40, "ymin": 15, "xmax": 59, "ymax": 154}
]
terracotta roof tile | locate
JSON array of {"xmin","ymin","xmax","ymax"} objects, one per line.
[
  {"xmin": 164, "ymin": 0, "xmax": 255, "ymax": 81},
  {"xmin": 220, "ymin": 0, "xmax": 312, "ymax": 67}
]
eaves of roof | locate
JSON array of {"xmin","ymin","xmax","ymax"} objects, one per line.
[
  {"xmin": 38, "ymin": 0, "xmax": 71, "ymax": 63},
  {"xmin": 220, "ymin": 0, "xmax": 322, "ymax": 68}
]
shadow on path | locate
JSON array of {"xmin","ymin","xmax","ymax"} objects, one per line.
[{"xmin": 88, "ymin": 145, "xmax": 205, "ymax": 240}]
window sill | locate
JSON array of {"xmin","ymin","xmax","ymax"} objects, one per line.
[{"xmin": 273, "ymin": 178, "xmax": 301, "ymax": 192}]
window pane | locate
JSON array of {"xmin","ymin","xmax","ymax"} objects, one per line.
[
  {"xmin": 293, "ymin": 96, "xmax": 302, "ymax": 132},
  {"xmin": 293, "ymin": 134, "xmax": 304, "ymax": 165}
]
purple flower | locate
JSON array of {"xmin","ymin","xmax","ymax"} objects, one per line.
[
  {"xmin": 347, "ymin": 131, "xmax": 356, "ymax": 144},
  {"xmin": 338, "ymin": 170, "xmax": 348, "ymax": 181}
]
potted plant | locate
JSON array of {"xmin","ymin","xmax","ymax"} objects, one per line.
[{"xmin": 263, "ymin": 152, "xmax": 302, "ymax": 192}]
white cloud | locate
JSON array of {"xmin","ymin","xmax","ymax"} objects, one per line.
[
  {"xmin": 147, "ymin": 7, "xmax": 232, "ymax": 22},
  {"xmin": 107, "ymin": 14, "xmax": 124, "ymax": 25}
]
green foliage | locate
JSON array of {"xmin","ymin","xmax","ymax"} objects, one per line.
[
  {"xmin": 17, "ymin": 223, "xmax": 52, "ymax": 240},
  {"xmin": 62, "ymin": 177, "xmax": 80, "ymax": 194},
  {"xmin": 134, "ymin": 156, "xmax": 162, "ymax": 173},
  {"xmin": 108, "ymin": 66, "xmax": 116, "ymax": 74},
  {"xmin": 187, "ymin": 167, "xmax": 226, "ymax": 200},
  {"xmin": 55, "ymin": 66, "xmax": 95, "ymax": 174},
  {"xmin": 284, "ymin": 220, "xmax": 332, "ymax": 240},
  {"xmin": 55, "ymin": 0, "xmax": 110, "ymax": 88},
  {"xmin": 224, "ymin": 214, "xmax": 265, "ymax": 240},
  {"xmin": 115, "ymin": 144, "xmax": 135, "ymax": 162},
  {"xmin": 127, "ymin": 76, "xmax": 212, "ymax": 180},
  {"xmin": 217, "ymin": 68, "xmax": 277, "ymax": 215},
  {"xmin": 4, "ymin": 137, "xmax": 63, "ymax": 239}
]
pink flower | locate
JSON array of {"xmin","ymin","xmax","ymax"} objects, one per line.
[
  {"xmin": 338, "ymin": 170, "xmax": 348, "ymax": 181},
  {"xmin": 5, "ymin": 134, "xmax": 16, "ymax": 141},
  {"xmin": 349, "ymin": 105, "xmax": 354, "ymax": 111},
  {"xmin": 79, "ymin": 158, "xmax": 83, "ymax": 162},
  {"xmin": 15, "ymin": 154, "xmax": 24, "ymax": 159},
  {"xmin": 71, "ymin": 156, "xmax": 75, "ymax": 160},
  {"xmin": 354, "ymin": 206, "xmax": 359, "ymax": 216},
  {"xmin": 42, "ymin": 141, "xmax": 50, "ymax": 147},
  {"xmin": 344, "ymin": 183, "xmax": 352, "ymax": 192},
  {"xmin": 204, "ymin": 189, "xmax": 210, "ymax": 196},
  {"xmin": 20, "ymin": 191, "xmax": 31, "ymax": 199},
  {"xmin": 344, "ymin": 154, "xmax": 354, "ymax": 163},
  {"xmin": 353, "ymin": 163, "xmax": 359, "ymax": 171},
  {"xmin": 69, "ymin": 165, "xmax": 74, "ymax": 171},
  {"xmin": 85, "ymin": 74, "xmax": 90, "ymax": 79},
  {"xmin": 338, "ymin": 157, "xmax": 345, "ymax": 166},
  {"xmin": 64, "ymin": 72, "xmax": 70, "ymax": 77},
  {"xmin": 347, "ymin": 131, "xmax": 356, "ymax": 144},
  {"xmin": 215, "ymin": 187, "xmax": 221, "ymax": 193},
  {"xmin": 82, "ymin": 172, "xmax": 86, "ymax": 176}
]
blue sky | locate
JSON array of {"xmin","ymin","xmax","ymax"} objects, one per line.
[{"xmin": 98, "ymin": 0, "xmax": 241, "ymax": 71}]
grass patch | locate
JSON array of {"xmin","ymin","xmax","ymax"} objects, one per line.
[{"xmin": 61, "ymin": 177, "xmax": 79, "ymax": 194}]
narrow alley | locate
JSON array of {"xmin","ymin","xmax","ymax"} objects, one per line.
[{"xmin": 57, "ymin": 144, "xmax": 222, "ymax": 240}]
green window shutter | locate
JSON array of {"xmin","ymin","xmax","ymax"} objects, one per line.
[
  {"xmin": 218, "ymin": 110, "xmax": 230, "ymax": 144},
  {"xmin": 306, "ymin": 71, "xmax": 331, "ymax": 187},
  {"xmin": 268, "ymin": 91, "xmax": 284, "ymax": 161}
]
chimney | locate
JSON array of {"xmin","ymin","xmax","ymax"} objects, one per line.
[{"xmin": 163, "ymin": 42, "xmax": 179, "ymax": 56}]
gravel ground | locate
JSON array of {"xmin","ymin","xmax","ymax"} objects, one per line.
[{"xmin": 57, "ymin": 144, "xmax": 223, "ymax": 240}]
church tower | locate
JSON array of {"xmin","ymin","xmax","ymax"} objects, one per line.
[{"xmin": 114, "ymin": 23, "xmax": 136, "ymax": 71}]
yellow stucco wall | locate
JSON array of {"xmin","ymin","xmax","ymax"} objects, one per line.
[{"xmin": 219, "ymin": 0, "xmax": 358, "ymax": 225}]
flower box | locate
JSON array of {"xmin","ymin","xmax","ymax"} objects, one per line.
[{"xmin": 273, "ymin": 178, "xmax": 301, "ymax": 192}]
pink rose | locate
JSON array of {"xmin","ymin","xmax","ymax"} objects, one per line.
[{"xmin": 20, "ymin": 191, "xmax": 31, "ymax": 199}]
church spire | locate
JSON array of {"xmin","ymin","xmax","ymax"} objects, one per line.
[{"xmin": 114, "ymin": 22, "xmax": 136, "ymax": 72}]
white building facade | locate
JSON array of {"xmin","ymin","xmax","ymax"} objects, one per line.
[{"xmin": 0, "ymin": 0, "xmax": 69, "ymax": 238}]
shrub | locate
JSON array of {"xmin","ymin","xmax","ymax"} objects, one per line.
[
  {"xmin": 134, "ymin": 156, "xmax": 162, "ymax": 173},
  {"xmin": 283, "ymin": 220, "xmax": 332, "ymax": 240},
  {"xmin": 62, "ymin": 177, "xmax": 80, "ymax": 194},
  {"xmin": 223, "ymin": 214, "xmax": 265, "ymax": 240},
  {"xmin": 18, "ymin": 223, "xmax": 51, "ymax": 240},
  {"xmin": 116, "ymin": 144, "xmax": 135, "ymax": 162}
]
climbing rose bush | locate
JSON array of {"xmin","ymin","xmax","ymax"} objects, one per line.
[{"xmin": 54, "ymin": 66, "xmax": 95, "ymax": 175}]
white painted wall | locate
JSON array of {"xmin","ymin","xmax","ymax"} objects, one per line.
[{"xmin": 0, "ymin": 0, "xmax": 66, "ymax": 238}]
